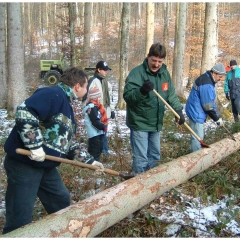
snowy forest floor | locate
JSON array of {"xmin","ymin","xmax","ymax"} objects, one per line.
[{"xmin": 0, "ymin": 80, "xmax": 240, "ymax": 237}]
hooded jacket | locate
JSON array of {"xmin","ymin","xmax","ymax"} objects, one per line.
[
  {"xmin": 123, "ymin": 58, "xmax": 183, "ymax": 131},
  {"xmin": 185, "ymin": 71, "xmax": 219, "ymax": 124}
]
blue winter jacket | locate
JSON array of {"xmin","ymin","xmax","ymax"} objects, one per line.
[
  {"xmin": 83, "ymin": 103, "xmax": 105, "ymax": 138},
  {"xmin": 4, "ymin": 82, "xmax": 80, "ymax": 168},
  {"xmin": 186, "ymin": 71, "xmax": 219, "ymax": 124}
]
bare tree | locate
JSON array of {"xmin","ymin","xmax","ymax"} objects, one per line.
[
  {"xmin": 163, "ymin": 3, "xmax": 170, "ymax": 66},
  {"xmin": 172, "ymin": 3, "xmax": 179, "ymax": 87},
  {"xmin": 68, "ymin": 2, "xmax": 76, "ymax": 67},
  {"xmin": 145, "ymin": 2, "xmax": 154, "ymax": 57},
  {"xmin": 83, "ymin": 2, "xmax": 92, "ymax": 67},
  {"xmin": 201, "ymin": 2, "xmax": 218, "ymax": 73},
  {"xmin": 0, "ymin": 3, "xmax": 7, "ymax": 108},
  {"xmin": 187, "ymin": 3, "xmax": 205, "ymax": 88},
  {"xmin": 118, "ymin": 2, "xmax": 131, "ymax": 109},
  {"xmin": 172, "ymin": 2, "xmax": 187, "ymax": 98},
  {"xmin": 7, "ymin": 2, "xmax": 26, "ymax": 116}
]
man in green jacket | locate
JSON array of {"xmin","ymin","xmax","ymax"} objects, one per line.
[
  {"xmin": 224, "ymin": 60, "xmax": 240, "ymax": 122},
  {"xmin": 123, "ymin": 42, "xmax": 185, "ymax": 174}
]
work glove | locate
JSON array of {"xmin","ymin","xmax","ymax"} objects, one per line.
[
  {"xmin": 226, "ymin": 93, "xmax": 230, "ymax": 100},
  {"xmin": 29, "ymin": 147, "xmax": 46, "ymax": 162},
  {"xmin": 92, "ymin": 161, "xmax": 104, "ymax": 170},
  {"xmin": 92, "ymin": 161, "xmax": 105, "ymax": 175},
  {"xmin": 78, "ymin": 151, "xmax": 105, "ymax": 175},
  {"xmin": 216, "ymin": 118, "xmax": 224, "ymax": 126},
  {"xmin": 140, "ymin": 80, "xmax": 154, "ymax": 95},
  {"xmin": 110, "ymin": 111, "xmax": 115, "ymax": 119},
  {"xmin": 175, "ymin": 109, "xmax": 185, "ymax": 125}
]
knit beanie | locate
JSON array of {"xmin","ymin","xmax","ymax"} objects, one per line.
[
  {"xmin": 230, "ymin": 60, "xmax": 237, "ymax": 66},
  {"xmin": 211, "ymin": 63, "xmax": 226, "ymax": 75},
  {"xmin": 88, "ymin": 86, "xmax": 101, "ymax": 100}
]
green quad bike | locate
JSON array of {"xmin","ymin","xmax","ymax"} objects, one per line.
[{"xmin": 39, "ymin": 57, "xmax": 95, "ymax": 85}]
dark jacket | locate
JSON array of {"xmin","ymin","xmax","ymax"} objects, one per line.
[
  {"xmin": 123, "ymin": 58, "xmax": 183, "ymax": 131},
  {"xmin": 4, "ymin": 82, "xmax": 79, "ymax": 169},
  {"xmin": 224, "ymin": 66, "xmax": 240, "ymax": 99},
  {"xmin": 185, "ymin": 71, "xmax": 219, "ymax": 124}
]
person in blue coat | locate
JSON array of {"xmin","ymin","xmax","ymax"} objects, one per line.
[
  {"xmin": 2, "ymin": 67, "xmax": 104, "ymax": 234},
  {"xmin": 224, "ymin": 60, "xmax": 240, "ymax": 122},
  {"xmin": 186, "ymin": 63, "xmax": 226, "ymax": 152}
]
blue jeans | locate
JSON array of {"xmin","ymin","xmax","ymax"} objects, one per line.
[
  {"xmin": 102, "ymin": 132, "xmax": 109, "ymax": 154},
  {"xmin": 189, "ymin": 119, "xmax": 204, "ymax": 152},
  {"xmin": 3, "ymin": 155, "xmax": 70, "ymax": 234},
  {"xmin": 130, "ymin": 130, "xmax": 160, "ymax": 174}
]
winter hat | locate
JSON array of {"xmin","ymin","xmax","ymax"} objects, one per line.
[
  {"xmin": 230, "ymin": 60, "xmax": 237, "ymax": 66},
  {"xmin": 96, "ymin": 61, "xmax": 112, "ymax": 71},
  {"xmin": 211, "ymin": 63, "xmax": 226, "ymax": 75},
  {"xmin": 88, "ymin": 86, "xmax": 101, "ymax": 100}
]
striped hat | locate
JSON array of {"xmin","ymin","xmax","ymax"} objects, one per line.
[
  {"xmin": 88, "ymin": 86, "xmax": 101, "ymax": 100},
  {"xmin": 211, "ymin": 63, "xmax": 226, "ymax": 75}
]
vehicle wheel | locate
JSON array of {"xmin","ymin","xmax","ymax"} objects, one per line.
[{"xmin": 44, "ymin": 70, "xmax": 61, "ymax": 85}]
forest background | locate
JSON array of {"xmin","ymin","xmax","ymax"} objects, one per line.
[
  {"xmin": 0, "ymin": 2, "xmax": 240, "ymax": 115},
  {"xmin": 1, "ymin": 2, "xmax": 240, "ymax": 237}
]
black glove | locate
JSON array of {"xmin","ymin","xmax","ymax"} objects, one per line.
[
  {"xmin": 110, "ymin": 111, "xmax": 115, "ymax": 119},
  {"xmin": 140, "ymin": 80, "xmax": 154, "ymax": 95},
  {"xmin": 226, "ymin": 93, "xmax": 230, "ymax": 100},
  {"xmin": 175, "ymin": 109, "xmax": 185, "ymax": 125}
]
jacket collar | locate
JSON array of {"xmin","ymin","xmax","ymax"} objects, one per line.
[
  {"xmin": 57, "ymin": 82, "xmax": 76, "ymax": 102},
  {"xmin": 205, "ymin": 71, "xmax": 216, "ymax": 85}
]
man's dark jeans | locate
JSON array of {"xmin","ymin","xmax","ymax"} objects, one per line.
[{"xmin": 2, "ymin": 154, "xmax": 70, "ymax": 234}]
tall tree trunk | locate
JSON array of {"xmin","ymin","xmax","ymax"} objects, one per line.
[
  {"xmin": 68, "ymin": 2, "xmax": 76, "ymax": 67},
  {"xmin": 172, "ymin": 3, "xmax": 187, "ymax": 98},
  {"xmin": 0, "ymin": 3, "xmax": 7, "ymax": 108},
  {"xmin": 163, "ymin": 3, "xmax": 170, "ymax": 66},
  {"xmin": 83, "ymin": 2, "xmax": 92, "ymax": 67},
  {"xmin": 187, "ymin": 3, "xmax": 204, "ymax": 88},
  {"xmin": 7, "ymin": 2, "xmax": 26, "ymax": 116},
  {"xmin": 201, "ymin": 2, "xmax": 218, "ymax": 73},
  {"xmin": 118, "ymin": 3, "xmax": 130, "ymax": 109},
  {"xmin": 145, "ymin": 2, "xmax": 154, "ymax": 57},
  {"xmin": 172, "ymin": 3, "xmax": 179, "ymax": 86}
]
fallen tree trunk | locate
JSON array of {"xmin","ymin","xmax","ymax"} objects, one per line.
[{"xmin": 3, "ymin": 132, "xmax": 240, "ymax": 238}]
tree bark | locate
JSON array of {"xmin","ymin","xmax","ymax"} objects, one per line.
[
  {"xmin": 0, "ymin": 3, "xmax": 7, "ymax": 108},
  {"xmin": 118, "ymin": 3, "xmax": 131, "ymax": 109},
  {"xmin": 145, "ymin": 2, "xmax": 154, "ymax": 57},
  {"xmin": 83, "ymin": 2, "xmax": 92, "ymax": 67},
  {"xmin": 7, "ymin": 2, "xmax": 26, "ymax": 116},
  {"xmin": 187, "ymin": 3, "xmax": 205, "ymax": 88},
  {"xmin": 201, "ymin": 2, "xmax": 218, "ymax": 73},
  {"xmin": 68, "ymin": 2, "xmax": 76, "ymax": 67},
  {"xmin": 172, "ymin": 2, "xmax": 187, "ymax": 98}
]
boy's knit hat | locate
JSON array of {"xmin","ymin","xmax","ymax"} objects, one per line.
[
  {"xmin": 88, "ymin": 86, "xmax": 101, "ymax": 100},
  {"xmin": 211, "ymin": 63, "xmax": 226, "ymax": 75}
]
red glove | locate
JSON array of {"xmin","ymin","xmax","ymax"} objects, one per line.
[{"xmin": 103, "ymin": 127, "xmax": 107, "ymax": 132}]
